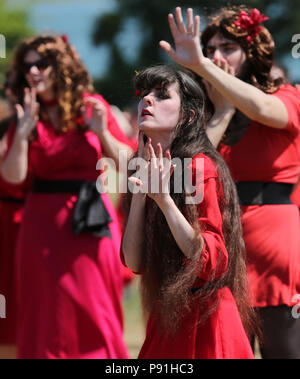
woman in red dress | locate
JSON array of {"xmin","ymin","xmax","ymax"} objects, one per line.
[
  {"xmin": 122, "ymin": 65, "xmax": 257, "ymax": 359},
  {"xmin": 0, "ymin": 127, "xmax": 25, "ymax": 358},
  {"xmin": 0, "ymin": 35, "xmax": 134, "ymax": 359},
  {"xmin": 160, "ymin": 7, "xmax": 300, "ymax": 358}
]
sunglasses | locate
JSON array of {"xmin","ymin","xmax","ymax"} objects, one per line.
[{"xmin": 21, "ymin": 58, "xmax": 52, "ymax": 74}]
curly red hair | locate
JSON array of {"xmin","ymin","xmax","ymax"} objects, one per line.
[{"xmin": 6, "ymin": 34, "xmax": 94, "ymax": 132}]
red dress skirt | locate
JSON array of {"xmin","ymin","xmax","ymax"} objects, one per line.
[
  {"xmin": 0, "ymin": 198, "xmax": 23, "ymax": 344},
  {"xmin": 0, "ymin": 129, "xmax": 26, "ymax": 344},
  {"xmin": 139, "ymin": 287, "xmax": 253, "ymax": 359},
  {"xmin": 13, "ymin": 94, "xmax": 132, "ymax": 358}
]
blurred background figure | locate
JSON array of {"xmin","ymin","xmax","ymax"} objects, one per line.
[
  {"xmin": 269, "ymin": 63, "xmax": 290, "ymax": 84},
  {"xmin": 0, "ymin": 77, "xmax": 26, "ymax": 359},
  {"xmin": 0, "ymin": 0, "xmax": 299, "ymax": 359},
  {"xmin": 0, "ymin": 34, "xmax": 135, "ymax": 359}
]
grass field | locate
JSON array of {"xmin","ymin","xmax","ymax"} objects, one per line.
[
  {"xmin": 122, "ymin": 279, "xmax": 262, "ymax": 359},
  {"xmin": 122, "ymin": 278, "xmax": 145, "ymax": 359}
]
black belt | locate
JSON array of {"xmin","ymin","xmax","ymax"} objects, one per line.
[
  {"xmin": 32, "ymin": 179, "xmax": 112, "ymax": 238},
  {"xmin": 235, "ymin": 182, "xmax": 293, "ymax": 206},
  {"xmin": 0, "ymin": 197, "xmax": 25, "ymax": 204}
]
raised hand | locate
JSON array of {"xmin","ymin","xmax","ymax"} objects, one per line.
[
  {"xmin": 82, "ymin": 97, "xmax": 108, "ymax": 138},
  {"xmin": 159, "ymin": 7, "xmax": 205, "ymax": 72},
  {"xmin": 15, "ymin": 87, "xmax": 39, "ymax": 139},
  {"xmin": 129, "ymin": 141, "xmax": 176, "ymax": 206}
]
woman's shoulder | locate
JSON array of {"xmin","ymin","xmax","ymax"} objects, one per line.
[
  {"xmin": 272, "ymin": 84, "xmax": 300, "ymax": 99},
  {"xmin": 271, "ymin": 84, "xmax": 300, "ymax": 132}
]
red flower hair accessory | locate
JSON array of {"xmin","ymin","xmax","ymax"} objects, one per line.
[
  {"xmin": 61, "ymin": 34, "xmax": 69, "ymax": 44},
  {"xmin": 135, "ymin": 90, "xmax": 141, "ymax": 97},
  {"xmin": 234, "ymin": 9, "xmax": 269, "ymax": 44}
]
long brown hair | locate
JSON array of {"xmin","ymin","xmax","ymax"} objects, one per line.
[
  {"xmin": 125, "ymin": 65, "xmax": 258, "ymax": 338},
  {"xmin": 7, "ymin": 35, "xmax": 94, "ymax": 132}
]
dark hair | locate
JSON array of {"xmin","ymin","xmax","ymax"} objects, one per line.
[
  {"xmin": 201, "ymin": 6, "xmax": 281, "ymax": 94},
  {"xmin": 126, "ymin": 65, "xmax": 258, "ymax": 338},
  {"xmin": 6, "ymin": 34, "xmax": 94, "ymax": 132}
]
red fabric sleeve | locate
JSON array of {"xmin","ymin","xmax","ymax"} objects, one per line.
[
  {"xmin": 190, "ymin": 154, "xmax": 228, "ymax": 281},
  {"xmin": 272, "ymin": 84, "xmax": 300, "ymax": 134}
]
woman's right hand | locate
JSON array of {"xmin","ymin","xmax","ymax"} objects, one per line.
[
  {"xmin": 159, "ymin": 7, "xmax": 206, "ymax": 73},
  {"xmin": 15, "ymin": 87, "xmax": 39, "ymax": 139}
]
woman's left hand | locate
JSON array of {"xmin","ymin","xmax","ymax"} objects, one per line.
[{"xmin": 82, "ymin": 97, "xmax": 108, "ymax": 138}]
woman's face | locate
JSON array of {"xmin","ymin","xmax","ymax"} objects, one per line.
[
  {"xmin": 22, "ymin": 49, "xmax": 55, "ymax": 98},
  {"xmin": 137, "ymin": 82, "xmax": 181, "ymax": 134},
  {"xmin": 206, "ymin": 33, "xmax": 247, "ymax": 76}
]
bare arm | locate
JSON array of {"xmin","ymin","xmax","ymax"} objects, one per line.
[
  {"xmin": 82, "ymin": 97, "xmax": 133, "ymax": 171},
  {"xmin": 206, "ymin": 108, "xmax": 235, "ymax": 148},
  {"xmin": 0, "ymin": 133, "xmax": 29, "ymax": 184},
  {"xmin": 160, "ymin": 7, "xmax": 289, "ymax": 129},
  {"xmin": 203, "ymin": 74, "xmax": 236, "ymax": 148},
  {"xmin": 122, "ymin": 192, "xmax": 147, "ymax": 272},
  {"xmin": 197, "ymin": 60, "xmax": 288, "ymax": 129},
  {"xmin": 157, "ymin": 196, "xmax": 204, "ymax": 259},
  {"xmin": 121, "ymin": 132, "xmax": 150, "ymax": 272},
  {"xmin": 151, "ymin": 144, "xmax": 204, "ymax": 259},
  {"xmin": 0, "ymin": 88, "xmax": 39, "ymax": 184},
  {"xmin": 0, "ymin": 133, "xmax": 8, "ymax": 166}
]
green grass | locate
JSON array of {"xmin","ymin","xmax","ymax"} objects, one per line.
[{"xmin": 122, "ymin": 278, "xmax": 145, "ymax": 359}]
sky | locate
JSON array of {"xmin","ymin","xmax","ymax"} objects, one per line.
[
  {"xmin": 8, "ymin": 0, "xmax": 300, "ymax": 82},
  {"xmin": 12, "ymin": 0, "xmax": 118, "ymax": 78}
]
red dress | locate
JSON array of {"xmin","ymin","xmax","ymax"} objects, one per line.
[
  {"xmin": 128, "ymin": 154, "xmax": 254, "ymax": 359},
  {"xmin": 13, "ymin": 94, "xmax": 132, "ymax": 359},
  {"xmin": 290, "ymin": 181, "xmax": 300, "ymax": 206},
  {"xmin": 219, "ymin": 84, "xmax": 300, "ymax": 308},
  {"xmin": 0, "ymin": 127, "xmax": 26, "ymax": 344}
]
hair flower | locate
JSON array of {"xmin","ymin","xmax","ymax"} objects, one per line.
[
  {"xmin": 61, "ymin": 34, "xmax": 69, "ymax": 44},
  {"xmin": 234, "ymin": 9, "xmax": 269, "ymax": 44}
]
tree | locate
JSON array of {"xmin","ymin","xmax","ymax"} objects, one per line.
[
  {"xmin": 91, "ymin": 0, "xmax": 300, "ymax": 108},
  {"xmin": 0, "ymin": 0, "xmax": 33, "ymax": 89}
]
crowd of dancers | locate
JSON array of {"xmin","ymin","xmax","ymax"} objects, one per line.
[{"xmin": 0, "ymin": 5, "xmax": 299, "ymax": 359}]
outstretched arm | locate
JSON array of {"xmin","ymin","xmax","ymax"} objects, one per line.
[{"xmin": 160, "ymin": 7, "xmax": 289, "ymax": 129}]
